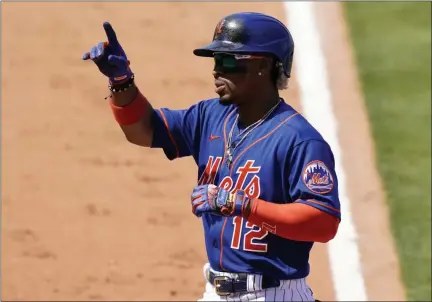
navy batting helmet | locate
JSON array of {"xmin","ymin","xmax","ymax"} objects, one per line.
[{"xmin": 193, "ymin": 12, "xmax": 295, "ymax": 77}]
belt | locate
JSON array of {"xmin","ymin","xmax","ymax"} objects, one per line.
[{"xmin": 208, "ymin": 271, "xmax": 280, "ymax": 296}]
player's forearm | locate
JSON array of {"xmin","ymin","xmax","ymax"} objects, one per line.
[
  {"xmin": 245, "ymin": 199, "xmax": 339, "ymax": 243},
  {"xmin": 110, "ymin": 84, "xmax": 154, "ymax": 147}
]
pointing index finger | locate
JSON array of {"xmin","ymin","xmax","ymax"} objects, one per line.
[{"xmin": 103, "ymin": 21, "xmax": 118, "ymax": 46}]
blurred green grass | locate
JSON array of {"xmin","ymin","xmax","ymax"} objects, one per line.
[{"xmin": 344, "ymin": 2, "xmax": 431, "ymax": 301}]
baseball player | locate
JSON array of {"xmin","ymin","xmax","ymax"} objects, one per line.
[{"xmin": 83, "ymin": 12, "xmax": 340, "ymax": 301}]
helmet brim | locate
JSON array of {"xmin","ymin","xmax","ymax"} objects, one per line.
[{"xmin": 193, "ymin": 40, "xmax": 262, "ymax": 57}]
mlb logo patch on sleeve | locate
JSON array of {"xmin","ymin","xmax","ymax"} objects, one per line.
[{"xmin": 302, "ymin": 160, "xmax": 334, "ymax": 194}]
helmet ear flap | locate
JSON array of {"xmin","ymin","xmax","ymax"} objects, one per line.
[{"xmin": 285, "ymin": 51, "xmax": 294, "ymax": 77}]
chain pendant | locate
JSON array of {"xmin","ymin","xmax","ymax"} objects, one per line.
[
  {"xmin": 226, "ymin": 147, "xmax": 233, "ymax": 168},
  {"xmin": 227, "ymin": 155, "xmax": 233, "ymax": 168}
]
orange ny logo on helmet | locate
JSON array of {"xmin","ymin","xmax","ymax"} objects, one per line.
[{"xmin": 213, "ymin": 19, "xmax": 226, "ymax": 39}]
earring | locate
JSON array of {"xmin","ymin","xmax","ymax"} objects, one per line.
[{"xmin": 258, "ymin": 72, "xmax": 262, "ymax": 76}]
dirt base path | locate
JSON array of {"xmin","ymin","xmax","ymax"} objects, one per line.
[{"xmin": 1, "ymin": 2, "xmax": 404, "ymax": 301}]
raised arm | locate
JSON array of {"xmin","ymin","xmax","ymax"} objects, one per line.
[
  {"xmin": 82, "ymin": 22, "xmax": 203, "ymax": 160},
  {"xmin": 82, "ymin": 22, "xmax": 154, "ymax": 147}
]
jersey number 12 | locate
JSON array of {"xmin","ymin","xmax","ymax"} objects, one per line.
[{"xmin": 231, "ymin": 216, "xmax": 269, "ymax": 253}]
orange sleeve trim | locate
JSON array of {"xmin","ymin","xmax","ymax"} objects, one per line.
[
  {"xmin": 110, "ymin": 89, "xmax": 147, "ymax": 125},
  {"xmin": 298, "ymin": 199, "xmax": 341, "ymax": 214},
  {"xmin": 246, "ymin": 199, "xmax": 339, "ymax": 243},
  {"xmin": 157, "ymin": 109, "xmax": 180, "ymax": 159}
]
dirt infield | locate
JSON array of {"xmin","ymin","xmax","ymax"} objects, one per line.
[{"xmin": 2, "ymin": 2, "xmax": 404, "ymax": 301}]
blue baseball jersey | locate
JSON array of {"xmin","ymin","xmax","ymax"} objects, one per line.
[{"xmin": 151, "ymin": 98, "xmax": 341, "ymax": 279}]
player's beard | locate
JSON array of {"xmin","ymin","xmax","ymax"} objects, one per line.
[
  {"xmin": 216, "ymin": 84, "xmax": 236, "ymax": 106},
  {"xmin": 215, "ymin": 77, "xmax": 236, "ymax": 106},
  {"xmin": 218, "ymin": 96, "xmax": 233, "ymax": 106}
]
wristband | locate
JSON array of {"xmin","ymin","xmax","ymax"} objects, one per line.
[
  {"xmin": 110, "ymin": 89, "xmax": 147, "ymax": 125},
  {"xmin": 109, "ymin": 74, "xmax": 135, "ymax": 92}
]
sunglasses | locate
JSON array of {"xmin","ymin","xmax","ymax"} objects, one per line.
[{"xmin": 213, "ymin": 52, "xmax": 266, "ymax": 73}]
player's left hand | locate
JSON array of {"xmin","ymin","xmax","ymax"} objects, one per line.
[
  {"xmin": 190, "ymin": 184, "xmax": 252, "ymax": 217},
  {"xmin": 82, "ymin": 22, "xmax": 133, "ymax": 85}
]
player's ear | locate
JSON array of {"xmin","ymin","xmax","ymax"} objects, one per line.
[{"xmin": 257, "ymin": 58, "xmax": 274, "ymax": 76}]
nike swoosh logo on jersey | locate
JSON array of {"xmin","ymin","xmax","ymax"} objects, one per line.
[{"xmin": 210, "ymin": 135, "xmax": 221, "ymax": 141}]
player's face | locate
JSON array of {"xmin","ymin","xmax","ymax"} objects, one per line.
[{"xmin": 212, "ymin": 53, "xmax": 268, "ymax": 105}]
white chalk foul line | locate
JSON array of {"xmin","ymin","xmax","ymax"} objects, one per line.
[{"xmin": 283, "ymin": 2, "xmax": 368, "ymax": 301}]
